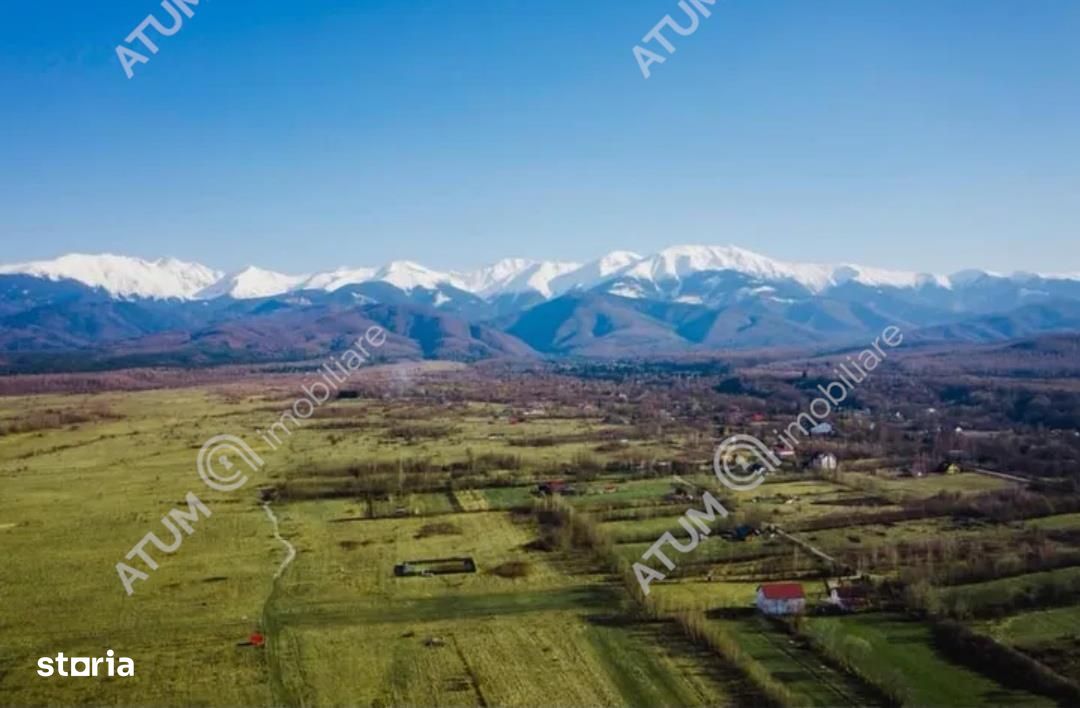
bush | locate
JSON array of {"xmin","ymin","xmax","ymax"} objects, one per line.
[
  {"xmin": 490, "ymin": 561, "xmax": 532, "ymax": 578},
  {"xmin": 414, "ymin": 522, "xmax": 462, "ymax": 539}
]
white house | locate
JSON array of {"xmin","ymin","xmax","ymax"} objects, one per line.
[{"xmin": 756, "ymin": 583, "xmax": 806, "ymax": 616}]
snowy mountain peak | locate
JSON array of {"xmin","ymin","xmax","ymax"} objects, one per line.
[
  {"xmin": 621, "ymin": 245, "xmax": 834, "ymax": 291},
  {"xmin": 0, "ymin": 253, "xmax": 221, "ymax": 300},
  {"xmin": 196, "ymin": 266, "xmax": 309, "ymax": 300},
  {"xmin": 2, "ymin": 246, "xmax": 1076, "ymax": 303},
  {"xmin": 374, "ymin": 260, "xmax": 458, "ymax": 292},
  {"xmin": 596, "ymin": 250, "xmax": 643, "ymax": 273},
  {"xmin": 502, "ymin": 261, "xmax": 583, "ymax": 298},
  {"xmin": 296, "ymin": 267, "xmax": 377, "ymax": 292},
  {"xmin": 456, "ymin": 258, "xmax": 538, "ymax": 297}
]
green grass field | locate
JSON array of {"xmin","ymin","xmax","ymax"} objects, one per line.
[
  {"xmin": 803, "ymin": 614, "xmax": 1051, "ymax": 706},
  {"xmin": 2, "ymin": 382, "xmax": 1076, "ymax": 706},
  {"xmin": 978, "ymin": 605, "xmax": 1080, "ymax": 646},
  {"xmin": 0, "ymin": 386, "xmax": 745, "ymax": 705}
]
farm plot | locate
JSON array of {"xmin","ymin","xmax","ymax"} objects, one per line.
[
  {"xmin": 803, "ymin": 613, "xmax": 1052, "ymax": 706},
  {"xmin": 272, "ymin": 610, "xmax": 746, "ymax": 707},
  {"xmin": 648, "ymin": 578, "xmax": 829, "ymax": 611},
  {"xmin": 0, "ymin": 389, "xmax": 280, "ymax": 706},
  {"xmin": 266, "ymin": 502, "xmax": 750, "ymax": 705},
  {"xmin": 790, "ymin": 516, "xmax": 1055, "ymax": 577},
  {"xmin": 715, "ymin": 615, "xmax": 887, "ymax": 706},
  {"xmin": 841, "ymin": 471, "xmax": 1014, "ymax": 500},
  {"xmin": 938, "ymin": 566, "xmax": 1080, "ymax": 618},
  {"xmin": 977, "ymin": 606, "xmax": 1080, "ymax": 683}
]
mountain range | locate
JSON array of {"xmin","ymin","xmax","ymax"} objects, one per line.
[{"xmin": 2, "ymin": 245, "xmax": 1079, "ymax": 371}]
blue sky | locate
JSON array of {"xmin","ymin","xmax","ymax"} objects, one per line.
[{"xmin": 1, "ymin": 0, "xmax": 1077, "ymax": 274}]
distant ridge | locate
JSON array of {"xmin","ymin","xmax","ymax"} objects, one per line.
[{"xmin": 3, "ymin": 245, "xmax": 1072, "ymax": 302}]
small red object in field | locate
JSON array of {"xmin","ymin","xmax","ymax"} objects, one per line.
[{"xmin": 249, "ymin": 632, "xmax": 266, "ymax": 647}]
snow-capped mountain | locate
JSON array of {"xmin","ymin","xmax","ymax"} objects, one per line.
[
  {"xmin": 3, "ymin": 245, "xmax": 1080, "ymax": 368},
  {"xmin": 606, "ymin": 245, "xmax": 948, "ymax": 295},
  {"xmin": 454, "ymin": 258, "xmax": 538, "ymax": 297},
  {"xmin": 195, "ymin": 266, "xmax": 309, "ymax": 300},
  {"xmin": 371, "ymin": 261, "xmax": 459, "ymax": 292},
  {"xmin": 2, "ymin": 245, "xmax": 1076, "ymax": 306},
  {"xmin": 0, "ymin": 254, "xmax": 222, "ymax": 300},
  {"xmin": 295, "ymin": 267, "xmax": 378, "ymax": 292},
  {"xmin": 492, "ymin": 261, "xmax": 583, "ymax": 298},
  {"xmin": 548, "ymin": 250, "xmax": 642, "ymax": 294}
]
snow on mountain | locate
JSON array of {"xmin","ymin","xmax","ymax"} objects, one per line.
[
  {"xmin": 615, "ymin": 245, "xmax": 953, "ymax": 293},
  {"xmin": 498, "ymin": 261, "xmax": 583, "ymax": 298},
  {"xmin": 549, "ymin": 250, "xmax": 643, "ymax": 294},
  {"xmin": 829, "ymin": 265, "xmax": 950, "ymax": 290},
  {"xmin": 295, "ymin": 267, "xmax": 378, "ymax": 292},
  {"xmin": 618, "ymin": 245, "xmax": 835, "ymax": 292},
  {"xmin": 372, "ymin": 261, "xmax": 461, "ymax": 292},
  {"xmin": 3, "ymin": 247, "xmax": 1076, "ymax": 304},
  {"xmin": 195, "ymin": 266, "xmax": 309, "ymax": 300},
  {"xmin": 0, "ymin": 253, "xmax": 222, "ymax": 300},
  {"xmin": 455, "ymin": 258, "xmax": 538, "ymax": 297}
]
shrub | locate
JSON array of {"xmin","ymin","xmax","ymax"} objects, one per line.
[
  {"xmin": 491, "ymin": 561, "xmax": 532, "ymax": 578},
  {"xmin": 414, "ymin": 522, "xmax": 462, "ymax": 539}
]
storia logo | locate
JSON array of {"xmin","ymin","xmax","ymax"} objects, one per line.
[{"xmin": 37, "ymin": 651, "xmax": 134, "ymax": 678}]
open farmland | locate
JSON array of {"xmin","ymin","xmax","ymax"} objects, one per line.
[{"xmin": 3, "ymin": 360, "xmax": 1080, "ymax": 706}]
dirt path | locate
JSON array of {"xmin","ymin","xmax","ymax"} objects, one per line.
[
  {"xmin": 260, "ymin": 501, "xmax": 300, "ymax": 707},
  {"xmin": 771, "ymin": 526, "xmax": 841, "ymax": 567},
  {"xmin": 971, "ymin": 466, "xmax": 1032, "ymax": 485},
  {"xmin": 263, "ymin": 502, "xmax": 297, "ymax": 580}
]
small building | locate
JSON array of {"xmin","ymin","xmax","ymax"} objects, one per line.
[
  {"xmin": 756, "ymin": 583, "xmax": 806, "ymax": 615},
  {"xmin": 826, "ymin": 584, "xmax": 870, "ymax": 612},
  {"xmin": 811, "ymin": 453, "xmax": 838, "ymax": 471}
]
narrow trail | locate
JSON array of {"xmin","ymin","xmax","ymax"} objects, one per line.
[
  {"xmin": 260, "ymin": 501, "xmax": 300, "ymax": 707},
  {"xmin": 772, "ymin": 525, "xmax": 841, "ymax": 567},
  {"xmin": 263, "ymin": 501, "xmax": 297, "ymax": 580}
]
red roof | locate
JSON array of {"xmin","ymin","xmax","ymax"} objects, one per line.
[{"xmin": 759, "ymin": 583, "xmax": 805, "ymax": 600}]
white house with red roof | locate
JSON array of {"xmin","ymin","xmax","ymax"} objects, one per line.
[{"xmin": 756, "ymin": 582, "xmax": 806, "ymax": 615}]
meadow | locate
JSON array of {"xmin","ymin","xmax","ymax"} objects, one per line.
[{"xmin": 2, "ymin": 365, "xmax": 1078, "ymax": 706}]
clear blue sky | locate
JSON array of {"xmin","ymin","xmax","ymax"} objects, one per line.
[{"xmin": 2, "ymin": 0, "xmax": 1078, "ymax": 274}]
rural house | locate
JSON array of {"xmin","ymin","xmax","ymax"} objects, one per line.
[
  {"xmin": 756, "ymin": 583, "xmax": 806, "ymax": 615},
  {"xmin": 826, "ymin": 583, "xmax": 870, "ymax": 612}
]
